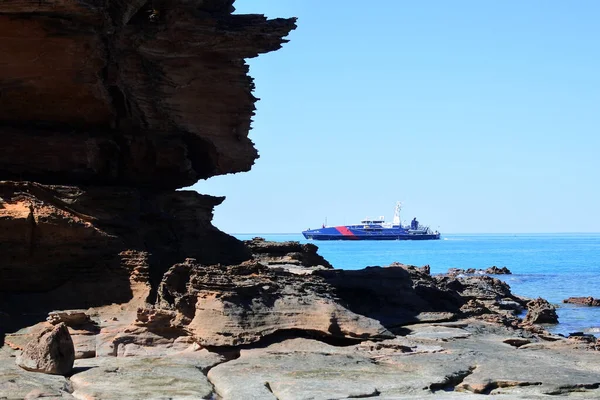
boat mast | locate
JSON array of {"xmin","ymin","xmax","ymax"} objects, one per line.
[{"xmin": 393, "ymin": 201, "xmax": 401, "ymax": 226}]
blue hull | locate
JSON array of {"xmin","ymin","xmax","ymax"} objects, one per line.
[
  {"xmin": 303, "ymin": 233, "xmax": 441, "ymax": 241},
  {"xmin": 302, "ymin": 226, "xmax": 440, "ymax": 241}
]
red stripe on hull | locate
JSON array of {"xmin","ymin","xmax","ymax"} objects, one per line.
[{"xmin": 335, "ymin": 226, "xmax": 356, "ymax": 238}]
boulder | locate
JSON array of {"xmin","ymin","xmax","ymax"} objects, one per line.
[
  {"xmin": 524, "ymin": 298, "xmax": 559, "ymax": 324},
  {"xmin": 16, "ymin": 323, "xmax": 75, "ymax": 376}
]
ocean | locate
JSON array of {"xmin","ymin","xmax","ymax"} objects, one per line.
[{"xmin": 235, "ymin": 233, "xmax": 600, "ymax": 337}]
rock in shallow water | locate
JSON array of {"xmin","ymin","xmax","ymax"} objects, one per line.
[
  {"xmin": 563, "ymin": 296, "xmax": 600, "ymax": 307},
  {"xmin": 16, "ymin": 323, "xmax": 75, "ymax": 376},
  {"xmin": 524, "ymin": 298, "xmax": 558, "ymax": 324}
]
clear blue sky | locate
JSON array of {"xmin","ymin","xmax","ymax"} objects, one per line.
[{"xmin": 192, "ymin": 0, "xmax": 600, "ymax": 233}]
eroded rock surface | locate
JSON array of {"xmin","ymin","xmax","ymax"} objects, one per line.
[
  {"xmin": 524, "ymin": 298, "xmax": 559, "ymax": 324},
  {"xmin": 245, "ymin": 237, "xmax": 333, "ymax": 269},
  {"xmin": 0, "ymin": 0, "xmax": 294, "ymax": 318},
  {"xmin": 0, "ymin": 0, "xmax": 296, "ymax": 189},
  {"xmin": 1, "ymin": 1, "xmax": 598, "ymax": 399},
  {"xmin": 150, "ymin": 260, "xmax": 394, "ymax": 346}
]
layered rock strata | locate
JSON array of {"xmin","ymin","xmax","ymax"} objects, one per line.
[
  {"xmin": 0, "ymin": 0, "xmax": 296, "ymax": 188},
  {"xmin": 4, "ymin": 257, "xmax": 599, "ymax": 398},
  {"xmin": 0, "ymin": 1, "xmax": 296, "ymax": 316}
]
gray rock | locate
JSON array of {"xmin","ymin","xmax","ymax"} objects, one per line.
[
  {"xmin": 0, "ymin": 347, "xmax": 74, "ymax": 399},
  {"xmin": 16, "ymin": 323, "xmax": 75, "ymax": 376},
  {"xmin": 70, "ymin": 352, "xmax": 223, "ymax": 400}
]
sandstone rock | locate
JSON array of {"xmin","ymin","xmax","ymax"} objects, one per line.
[
  {"xmin": 207, "ymin": 321, "xmax": 600, "ymax": 399},
  {"xmin": 16, "ymin": 323, "xmax": 75, "ymax": 376},
  {"xmin": 47, "ymin": 311, "xmax": 91, "ymax": 327},
  {"xmin": 485, "ymin": 266, "xmax": 512, "ymax": 274},
  {"xmin": 564, "ymin": 296, "xmax": 600, "ymax": 306},
  {"xmin": 318, "ymin": 265, "xmax": 464, "ymax": 327},
  {"xmin": 524, "ymin": 298, "xmax": 559, "ymax": 324},
  {"xmin": 447, "ymin": 266, "xmax": 512, "ymax": 276},
  {"xmin": 152, "ymin": 260, "xmax": 393, "ymax": 346},
  {"xmin": 245, "ymin": 237, "xmax": 333, "ymax": 268},
  {"xmin": 0, "ymin": 0, "xmax": 294, "ymax": 316},
  {"xmin": 70, "ymin": 353, "xmax": 224, "ymax": 400},
  {"xmin": 0, "ymin": 182, "xmax": 249, "ymax": 306},
  {"xmin": 147, "ymin": 260, "xmax": 536, "ymax": 347}
]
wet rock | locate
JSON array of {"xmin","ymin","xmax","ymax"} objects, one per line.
[
  {"xmin": 16, "ymin": 323, "xmax": 75, "ymax": 376},
  {"xmin": 524, "ymin": 298, "xmax": 559, "ymax": 324},
  {"xmin": 564, "ymin": 297, "xmax": 600, "ymax": 306}
]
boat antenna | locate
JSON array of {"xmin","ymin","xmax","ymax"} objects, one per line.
[{"xmin": 393, "ymin": 201, "xmax": 401, "ymax": 225}]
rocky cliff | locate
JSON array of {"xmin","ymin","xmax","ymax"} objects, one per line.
[
  {"xmin": 0, "ymin": 0, "xmax": 296, "ymax": 313},
  {"xmin": 3, "ymin": 2, "xmax": 600, "ymax": 399}
]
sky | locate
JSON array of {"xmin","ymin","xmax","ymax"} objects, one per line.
[{"xmin": 191, "ymin": 0, "xmax": 600, "ymax": 234}]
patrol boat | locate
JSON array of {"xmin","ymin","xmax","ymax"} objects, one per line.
[{"xmin": 302, "ymin": 202, "xmax": 440, "ymax": 241}]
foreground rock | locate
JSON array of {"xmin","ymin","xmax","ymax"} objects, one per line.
[
  {"xmin": 137, "ymin": 259, "xmax": 533, "ymax": 347},
  {"xmin": 207, "ymin": 320, "xmax": 600, "ymax": 399},
  {"xmin": 15, "ymin": 323, "xmax": 75, "ymax": 376},
  {"xmin": 524, "ymin": 298, "xmax": 559, "ymax": 324},
  {"xmin": 564, "ymin": 296, "xmax": 600, "ymax": 306},
  {"xmin": 0, "ymin": 347, "xmax": 74, "ymax": 399},
  {"xmin": 70, "ymin": 353, "xmax": 224, "ymax": 400}
]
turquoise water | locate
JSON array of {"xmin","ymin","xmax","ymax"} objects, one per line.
[{"xmin": 235, "ymin": 233, "xmax": 600, "ymax": 336}]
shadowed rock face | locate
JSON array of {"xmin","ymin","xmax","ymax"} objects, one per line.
[
  {"xmin": 0, "ymin": 181, "xmax": 249, "ymax": 298},
  {"xmin": 0, "ymin": 1, "xmax": 295, "ymax": 319},
  {"xmin": 141, "ymin": 260, "xmax": 530, "ymax": 346},
  {"xmin": 0, "ymin": 0, "xmax": 296, "ymax": 189}
]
